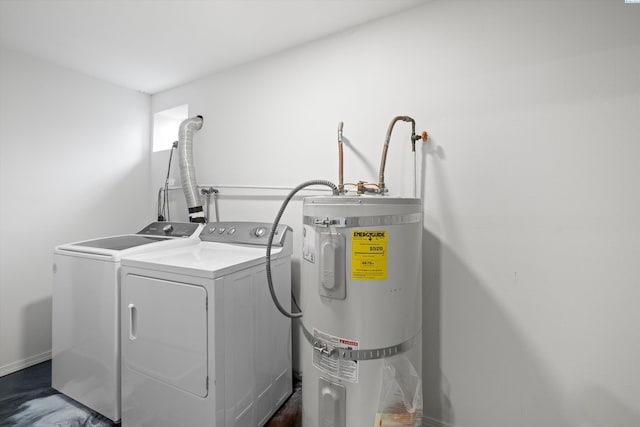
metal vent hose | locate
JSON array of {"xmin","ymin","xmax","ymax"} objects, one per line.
[{"xmin": 178, "ymin": 115, "xmax": 205, "ymax": 223}]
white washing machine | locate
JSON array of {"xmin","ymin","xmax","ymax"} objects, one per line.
[
  {"xmin": 52, "ymin": 221, "xmax": 203, "ymax": 422},
  {"xmin": 119, "ymin": 222, "xmax": 293, "ymax": 427}
]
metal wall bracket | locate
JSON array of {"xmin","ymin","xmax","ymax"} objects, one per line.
[
  {"xmin": 302, "ymin": 323, "xmax": 418, "ymax": 361},
  {"xmin": 312, "ymin": 217, "xmax": 346, "ymax": 227},
  {"xmin": 304, "ymin": 213, "xmax": 421, "ymax": 229}
]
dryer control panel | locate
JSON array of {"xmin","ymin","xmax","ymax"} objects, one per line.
[
  {"xmin": 137, "ymin": 222, "xmax": 200, "ymax": 238},
  {"xmin": 200, "ymin": 222, "xmax": 291, "ymax": 247}
]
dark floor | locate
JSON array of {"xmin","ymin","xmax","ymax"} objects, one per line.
[
  {"xmin": 0, "ymin": 361, "xmax": 116, "ymax": 427},
  {"xmin": 0, "ymin": 361, "xmax": 301, "ymax": 427}
]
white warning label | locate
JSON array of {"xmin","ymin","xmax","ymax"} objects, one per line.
[
  {"xmin": 312, "ymin": 328, "xmax": 359, "ymax": 383},
  {"xmin": 302, "ymin": 225, "xmax": 316, "ymax": 263}
]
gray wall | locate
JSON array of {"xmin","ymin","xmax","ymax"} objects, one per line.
[
  {"xmin": 151, "ymin": 1, "xmax": 640, "ymax": 426},
  {"xmin": 0, "ymin": 47, "xmax": 151, "ymax": 375},
  {"xmin": 0, "ymin": 0, "xmax": 638, "ymax": 425}
]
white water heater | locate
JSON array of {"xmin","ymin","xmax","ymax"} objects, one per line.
[{"xmin": 300, "ymin": 195, "xmax": 422, "ymax": 427}]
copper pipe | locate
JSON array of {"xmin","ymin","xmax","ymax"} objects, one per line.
[{"xmin": 338, "ymin": 121, "xmax": 344, "ymax": 193}]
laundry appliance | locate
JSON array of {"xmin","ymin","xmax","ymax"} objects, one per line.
[
  {"xmin": 119, "ymin": 221, "xmax": 293, "ymax": 427},
  {"xmin": 52, "ymin": 221, "xmax": 203, "ymax": 422}
]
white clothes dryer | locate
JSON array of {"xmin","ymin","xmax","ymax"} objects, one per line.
[
  {"xmin": 119, "ymin": 222, "xmax": 293, "ymax": 427},
  {"xmin": 52, "ymin": 222, "xmax": 203, "ymax": 422}
]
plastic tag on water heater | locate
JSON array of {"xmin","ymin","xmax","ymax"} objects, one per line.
[
  {"xmin": 319, "ymin": 377, "xmax": 346, "ymax": 427},
  {"xmin": 318, "ymin": 232, "xmax": 346, "ymax": 300}
]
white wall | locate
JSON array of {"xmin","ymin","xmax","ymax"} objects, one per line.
[
  {"xmin": 151, "ymin": 1, "xmax": 640, "ymax": 426},
  {"xmin": 0, "ymin": 47, "xmax": 151, "ymax": 375}
]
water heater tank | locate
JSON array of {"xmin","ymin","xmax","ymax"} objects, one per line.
[{"xmin": 300, "ymin": 196, "xmax": 422, "ymax": 427}]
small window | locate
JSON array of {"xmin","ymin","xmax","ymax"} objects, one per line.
[{"xmin": 152, "ymin": 104, "xmax": 189, "ymax": 152}]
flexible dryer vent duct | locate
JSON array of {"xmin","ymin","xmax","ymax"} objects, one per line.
[{"xmin": 178, "ymin": 115, "xmax": 205, "ymax": 223}]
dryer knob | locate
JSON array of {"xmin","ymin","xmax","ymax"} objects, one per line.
[{"xmin": 254, "ymin": 227, "xmax": 267, "ymax": 237}]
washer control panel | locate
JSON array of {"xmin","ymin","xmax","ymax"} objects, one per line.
[{"xmin": 200, "ymin": 222, "xmax": 290, "ymax": 247}]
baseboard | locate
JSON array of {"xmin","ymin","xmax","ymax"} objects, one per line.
[
  {"xmin": 422, "ymin": 415, "xmax": 456, "ymax": 427},
  {"xmin": 0, "ymin": 350, "xmax": 51, "ymax": 377}
]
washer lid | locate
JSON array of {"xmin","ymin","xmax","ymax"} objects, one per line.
[
  {"xmin": 54, "ymin": 230, "xmax": 202, "ymax": 260},
  {"xmin": 72, "ymin": 235, "xmax": 168, "ymax": 250}
]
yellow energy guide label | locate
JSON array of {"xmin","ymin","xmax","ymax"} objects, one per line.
[{"xmin": 351, "ymin": 230, "xmax": 387, "ymax": 280}]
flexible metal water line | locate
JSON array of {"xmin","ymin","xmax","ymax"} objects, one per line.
[
  {"xmin": 266, "ymin": 179, "xmax": 339, "ymax": 319},
  {"xmin": 378, "ymin": 116, "xmax": 427, "ymax": 196},
  {"xmin": 178, "ymin": 115, "xmax": 205, "ymax": 223},
  {"xmin": 338, "ymin": 122, "xmax": 344, "ymax": 193},
  {"xmin": 158, "ymin": 141, "xmax": 178, "ymax": 221},
  {"xmin": 378, "ymin": 116, "xmax": 416, "ymax": 193}
]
